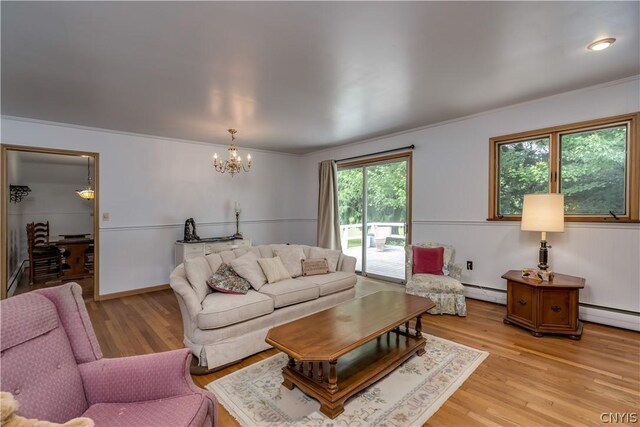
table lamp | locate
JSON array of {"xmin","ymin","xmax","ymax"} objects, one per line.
[{"xmin": 521, "ymin": 194, "xmax": 565, "ymax": 271}]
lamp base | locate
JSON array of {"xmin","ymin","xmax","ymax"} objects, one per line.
[{"xmin": 538, "ymin": 240, "xmax": 549, "ymax": 271}]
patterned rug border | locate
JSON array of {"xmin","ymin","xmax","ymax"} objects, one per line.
[{"xmin": 207, "ymin": 334, "xmax": 489, "ymax": 427}]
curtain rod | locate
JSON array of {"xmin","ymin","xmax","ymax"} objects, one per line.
[{"xmin": 334, "ymin": 144, "xmax": 415, "ymax": 163}]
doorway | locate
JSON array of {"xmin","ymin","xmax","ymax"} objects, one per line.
[
  {"xmin": 337, "ymin": 152, "xmax": 412, "ymax": 283},
  {"xmin": 1, "ymin": 145, "xmax": 99, "ymax": 301}
]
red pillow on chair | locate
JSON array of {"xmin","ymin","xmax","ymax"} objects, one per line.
[{"xmin": 412, "ymin": 246, "xmax": 444, "ymax": 275}]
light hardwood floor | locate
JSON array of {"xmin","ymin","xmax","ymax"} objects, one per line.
[{"xmin": 85, "ymin": 277, "xmax": 640, "ymax": 426}]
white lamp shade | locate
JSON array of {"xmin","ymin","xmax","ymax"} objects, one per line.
[{"xmin": 521, "ymin": 194, "xmax": 565, "ymax": 232}]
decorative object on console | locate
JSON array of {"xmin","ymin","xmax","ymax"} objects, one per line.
[
  {"xmin": 301, "ymin": 258, "xmax": 330, "ymax": 276},
  {"xmin": 212, "ymin": 128, "xmax": 252, "ymax": 177},
  {"xmin": 76, "ymin": 157, "xmax": 95, "ymax": 200},
  {"xmin": 183, "ymin": 218, "xmax": 200, "ymax": 242},
  {"xmin": 233, "ymin": 202, "xmax": 242, "ymax": 237},
  {"xmin": 9, "ymin": 185, "xmax": 31, "ymax": 203},
  {"xmin": 521, "ymin": 193, "xmax": 565, "ymax": 271},
  {"xmin": 522, "ymin": 268, "xmax": 554, "ymax": 282}
]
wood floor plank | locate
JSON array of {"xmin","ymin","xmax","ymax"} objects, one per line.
[{"xmin": 82, "ymin": 277, "xmax": 639, "ymax": 426}]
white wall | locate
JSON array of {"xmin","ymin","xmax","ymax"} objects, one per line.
[
  {"xmin": 2, "ymin": 77, "xmax": 638, "ymax": 330},
  {"xmin": 297, "ymin": 77, "xmax": 640, "ymax": 329},
  {"xmin": 1, "ymin": 120, "xmax": 305, "ymax": 296}
]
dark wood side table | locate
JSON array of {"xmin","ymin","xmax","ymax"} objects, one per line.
[{"xmin": 502, "ymin": 270, "xmax": 585, "ymax": 340}]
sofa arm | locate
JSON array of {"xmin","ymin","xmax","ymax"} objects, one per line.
[
  {"xmin": 79, "ymin": 349, "xmax": 214, "ymax": 404},
  {"xmin": 170, "ymin": 268, "xmax": 203, "ymax": 320},
  {"xmin": 339, "ymin": 254, "xmax": 357, "ymax": 273}
]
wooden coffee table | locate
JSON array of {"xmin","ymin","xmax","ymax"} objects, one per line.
[{"xmin": 265, "ymin": 291, "xmax": 435, "ymax": 418}]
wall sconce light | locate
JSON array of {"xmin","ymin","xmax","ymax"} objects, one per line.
[{"xmin": 9, "ymin": 185, "xmax": 32, "ymax": 203}]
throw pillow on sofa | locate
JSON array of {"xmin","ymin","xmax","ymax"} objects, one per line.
[
  {"xmin": 257, "ymin": 256, "xmax": 292, "ymax": 284},
  {"xmin": 301, "ymin": 258, "xmax": 330, "ymax": 276},
  {"xmin": 207, "ymin": 263, "xmax": 251, "ymax": 294},
  {"xmin": 184, "ymin": 256, "xmax": 213, "ymax": 301},
  {"xmin": 412, "ymin": 246, "xmax": 444, "ymax": 275},
  {"xmin": 230, "ymin": 251, "xmax": 268, "ymax": 290},
  {"xmin": 309, "ymin": 247, "xmax": 341, "ymax": 272},
  {"xmin": 273, "ymin": 246, "xmax": 306, "ymax": 277}
]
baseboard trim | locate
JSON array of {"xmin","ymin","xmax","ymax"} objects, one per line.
[{"xmin": 98, "ymin": 284, "xmax": 170, "ymax": 301}]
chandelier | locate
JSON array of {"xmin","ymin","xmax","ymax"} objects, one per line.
[
  {"xmin": 76, "ymin": 157, "xmax": 95, "ymax": 200},
  {"xmin": 213, "ymin": 129, "xmax": 252, "ymax": 177}
]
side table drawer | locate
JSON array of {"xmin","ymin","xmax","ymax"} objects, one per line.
[
  {"xmin": 539, "ymin": 289, "xmax": 575, "ymax": 330},
  {"xmin": 508, "ymin": 282, "xmax": 535, "ymax": 326}
]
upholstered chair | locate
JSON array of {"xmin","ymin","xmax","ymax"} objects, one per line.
[
  {"xmin": 0, "ymin": 283, "xmax": 217, "ymax": 426},
  {"xmin": 405, "ymin": 242, "xmax": 467, "ymax": 316}
]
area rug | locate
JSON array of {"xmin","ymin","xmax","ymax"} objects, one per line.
[{"xmin": 207, "ymin": 334, "xmax": 489, "ymax": 426}]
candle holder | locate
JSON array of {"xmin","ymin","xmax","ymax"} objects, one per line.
[{"xmin": 233, "ymin": 205, "xmax": 243, "ymax": 238}]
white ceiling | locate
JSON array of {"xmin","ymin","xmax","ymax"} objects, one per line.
[{"xmin": 2, "ymin": 2, "xmax": 638, "ymax": 154}]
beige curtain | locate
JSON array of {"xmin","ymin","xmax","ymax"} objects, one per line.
[{"xmin": 317, "ymin": 160, "xmax": 342, "ymax": 250}]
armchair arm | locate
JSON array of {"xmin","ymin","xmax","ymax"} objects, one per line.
[
  {"xmin": 339, "ymin": 254, "xmax": 357, "ymax": 273},
  {"xmin": 79, "ymin": 349, "xmax": 209, "ymax": 404},
  {"xmin": 448, "ymin": 263, "xmax": 464, "ymax": 281}
]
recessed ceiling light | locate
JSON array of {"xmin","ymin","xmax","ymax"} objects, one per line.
[{"xmin": 587, "ymin": 38, "xmax": 616, "ymax": 51}]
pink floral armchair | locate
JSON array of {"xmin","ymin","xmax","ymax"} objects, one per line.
[{"xmin": 0, "ymin": 283, "xmax": 217, "ymax": 426}]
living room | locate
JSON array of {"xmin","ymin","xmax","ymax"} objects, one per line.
[{"xmin": 1, "ymin": 2, "xmax": 638, "ymax": 426}]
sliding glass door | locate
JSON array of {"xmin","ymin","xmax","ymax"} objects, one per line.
[{"xmin": 337, "ymin": 153, "xmax": 411, "ymax": 282}]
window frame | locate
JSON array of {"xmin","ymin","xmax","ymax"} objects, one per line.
[{"xmin": 488, "ymin": 112, "xmax": 639, "ymax": 223}]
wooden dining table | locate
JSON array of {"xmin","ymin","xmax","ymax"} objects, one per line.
[{"xmin": 53, "ymin": 235, "xmax": 94, "ymax": 278}]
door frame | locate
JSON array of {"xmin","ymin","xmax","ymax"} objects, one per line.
[
  {"xmin": 1, "ymin": 144, "xmax": 100, "ymax": 300},
  {"xmin": 338, "ymin": 151, "xmax": 412, "ymax": 283}
]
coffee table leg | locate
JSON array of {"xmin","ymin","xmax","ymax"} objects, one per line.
[
  {"xmin": 283, "ymin": 357, "xmax": 296, "ymax": 390},
  {"xmin": 328, "ymin": 360, "xmax": 338, "ymax": 393},
  {"xmin": 415, "ymin": 315, "xmax": 426, "ymax": 356},
  {"xmin": 320, "ymin": 401, "xmax": 345, "ymax": 419},
  {"xmin": 282, "ymin": 377, "xmax": 295, "ymax": 390}
]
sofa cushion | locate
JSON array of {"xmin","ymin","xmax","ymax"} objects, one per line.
[
  {"xmin": 258, "ymin": 279, "xmax": 319, "ymax": 308},
  {"xmin": 207, "ymin": 264, "xmax": 250, "ymax": 295},
  {"xmin": 229, "ymin": 252, "xmax": 267, "ymax": 291},
  {"xmin": 184, "ymin": 257, "xmax": 213, "ymax": 302},
  {"xmin": 198, "ymin": 290, "xmax": 274, "ymax": 329},
  {"xmin": 296, "ymin": 272, "xmax": 356, "ymax": 296},
  {"xmin": 82, "ymin": 393, "xmax": 208, "ymax": 427},
  {"xmin": 309, "ymin": 247, "xmax": 341, "ymax": 272},
  {"xmin": 257, "ymin": 256, "xmax": 291, "ymax": 284},
  {"xmin": 273, "ymin": 246, "xmax": 306, "ymax": 277}
]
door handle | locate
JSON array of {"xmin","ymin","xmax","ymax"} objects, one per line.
[
  {"xmin": 551, "ymin": 305, "xmax": 562, "ymax": 312},
  {"xmin": 518, "ymin": 299, "xmax": 527, "ymax": 306}
]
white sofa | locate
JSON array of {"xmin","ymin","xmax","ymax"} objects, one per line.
[{"xmin": 170, "ymin": 244, "xmax": 357, "ymax": 371}]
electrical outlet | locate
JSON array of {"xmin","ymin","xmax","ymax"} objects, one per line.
[{"xmin": 467, "ymin": 261, "xmax": 473, "ymax": 270}]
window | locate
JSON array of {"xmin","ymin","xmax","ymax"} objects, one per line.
[{"xmin": 489, "ymin": 113, "xmax": 639, "ymax": 222}]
